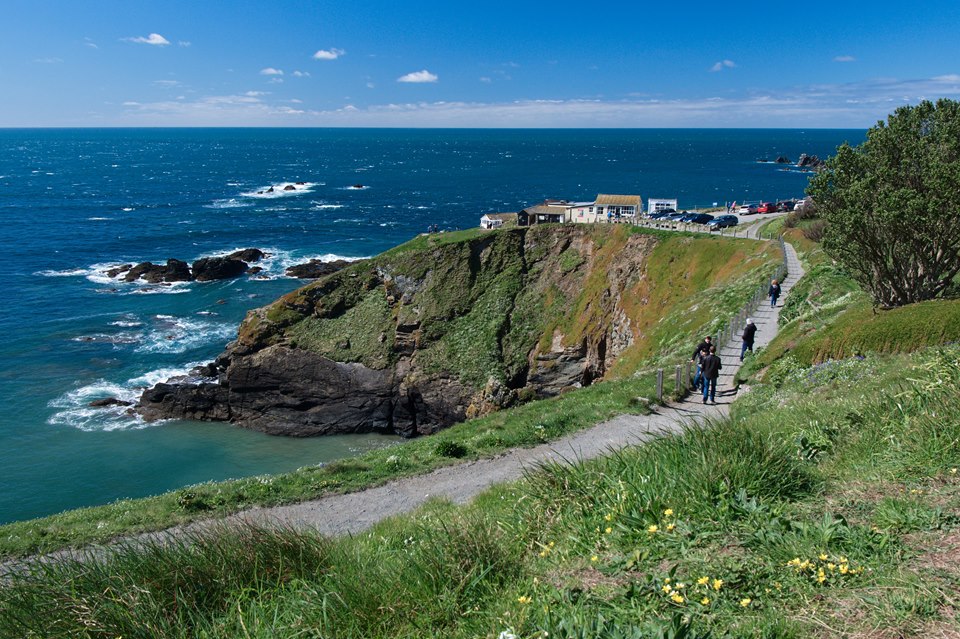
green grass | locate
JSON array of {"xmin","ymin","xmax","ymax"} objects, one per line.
[{"xmin": 5, "ymin": 346, "xmax": 959, "ymax": 637}]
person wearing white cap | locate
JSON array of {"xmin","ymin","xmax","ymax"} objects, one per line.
[{"xmin": 741, "ymin": 318, "xmax": 757, "ymax": 361}]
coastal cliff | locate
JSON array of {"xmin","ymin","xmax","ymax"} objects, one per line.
[{"xmin": 137, "ymin": 224, "xmax": 767, "ymax": 437}]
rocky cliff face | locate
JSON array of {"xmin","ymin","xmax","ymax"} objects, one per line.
[{"xmin": 137, "ymin": 225, "xmax": 658, "ymax": 437}]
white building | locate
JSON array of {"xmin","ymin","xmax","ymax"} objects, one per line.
[{"xmin": 647, "ymin": 198, "xmax": 679, "ymax": 215}]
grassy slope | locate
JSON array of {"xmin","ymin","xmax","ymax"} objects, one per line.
[{"xmin": 0, "ymin": 226, "xmax": 776, "ymax": 558}]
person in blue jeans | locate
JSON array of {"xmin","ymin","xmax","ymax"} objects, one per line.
[
  {"xmin": 690, "ymin": 335, "xmax": 712, "ymax": 390},
  {"xmin": 768, "ymin": 279, "xmax": 782, "ymax": 307},
  {"xmin": 700, "ymin": 345, "xmax": 722, "ymax": 404}
]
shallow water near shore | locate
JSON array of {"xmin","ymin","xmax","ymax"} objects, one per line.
[{"xmin": 0, "ymin": 128, "xmax": 863, "ymax": 524}]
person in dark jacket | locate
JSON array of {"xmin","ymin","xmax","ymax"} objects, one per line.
[
  {"xmin": 700, "ymin": 345, "xmax": 722, "ymax": 404},
  {"xmin": 740, "ymin": 318, "xmax": 757, "ymax": 361},
  {"xmin": 691, "ymin": 335, "xmax": 712, "ymax": 390},
  {"xmin": 769, "ymin": 279, "xmax": 782, "ymax": 307}
]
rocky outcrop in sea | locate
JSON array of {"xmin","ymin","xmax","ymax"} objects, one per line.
[{"xmin": 136, "ymin": 225, "xmax": 657, "ymax": 438}]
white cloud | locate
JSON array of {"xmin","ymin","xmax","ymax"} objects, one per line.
[
  {"xmin": 106, "ymin": 73, "xmax": 960, "ymax": 128},
  {"xmin": 290, "ymin": 98, "xmax": 303, "ymax": 104},
  {"xmin": 268, "ymin": 77, "xmax": 284, "ymax": 84},
  {"xmin": 84, "ymin": 38, "xmax": 98, "ymax": 49},
  {"xmin": 178, "ymin": 41, "xmax": 191, "ymax": 47},
  {"xmin": 366, "ymin": 82, "xmax": 376, "ymax": 89},
  {"xmin": 398, "ymin": 69, "xmax": 438, "ymax": 83},
  {"xmin": 125, "ymin": 33, "xmax": 171, "ymax": 46},
  {"xmin": 833, "ymin": 55, "xmax": 856, "ymax": 63},
  {"xmin": 153, "ymin": 80, "xmax": 181, "ymax": 87},
  {"xmin": 710, "ymin": 59, "xmax": 736, "ymax": 72},
  {"xmin": 292, "ymin": 70, "xmax": 310, "ymax": 77},
  {"xmin": 260, "ymin": 67, "xmax": 284, "ymax": 75},
  {"xmin": 244, "ymin": 91, "xmax": 269, "ymax": 97},
  {"xmin": 313, "ymin": 48, "xmax": 345, "ymax": 60}
]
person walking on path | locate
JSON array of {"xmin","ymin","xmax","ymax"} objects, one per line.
[
  {"xmin": 700, "ymin": 345, "xmax": 722, "ymax": 404},
  {"xmin": 691, "ymin": 335, "xmax": 712, "ymax": 390},
  {"xmin": 741, "ymin": 318, "xmax": 757, "ymax": 361},
  {"xmin": 768, "ymin": 279, "xmax": 782, "ymax": 307}
]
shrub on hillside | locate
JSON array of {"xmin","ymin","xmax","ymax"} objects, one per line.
[{"xmin": 808, "ymin": 99, "xmax": 960, "ymax": 308}]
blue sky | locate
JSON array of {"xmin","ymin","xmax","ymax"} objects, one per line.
[{"xmin": 4, "ymin": 0, "xmax": 960, "ymax": 127}]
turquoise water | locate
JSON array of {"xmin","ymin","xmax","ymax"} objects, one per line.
[{"xmin": 0, "ymin": 128, "xmax": 864, "ymax": 524}]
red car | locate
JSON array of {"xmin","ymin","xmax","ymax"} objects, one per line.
[{"xmin": 757, "ymin": 202, "xmax": 776, "ymax": 214}]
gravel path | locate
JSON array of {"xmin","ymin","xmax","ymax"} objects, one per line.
[{"xmin": 228, "ymin": 237, "xmax": 804, "ymax": 536}]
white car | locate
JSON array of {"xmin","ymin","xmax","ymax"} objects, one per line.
[
  {"xmin": 793, "ymin": 199, "xmax": 808, "ymax": 211},
  {"xmin": 738, "ymin": 204, "xmax": 759, "ymax": 215}
]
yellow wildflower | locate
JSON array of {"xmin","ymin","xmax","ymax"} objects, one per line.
[
  {"xmin": 648, "ymin": 524, "xmax": 658, "ymax": 533},
  {"xmin": 662, "ymin": 585, "xmax": 672, "ymax": 593},
  {"xmin": 950, "ymin": 468, "xmax": 957, "ymax": 474},
  {"xmin": 548, "ymin": 541, "xmax": 555, "ymax": 547},
  {"xmin": 671, "ymin": 593, "xmax": 685, "ymax": 604},
  {"xmin": 827, "ymin": 562, "xmax": 836, "ymax": 571},
  {"xmin": 712, "ymin": 579, "xmax": 723, "ymax": 591},
  {"xmin": 664, "ymin": 578, "xmax": 671, "ymax": 584},
  {"xmin": 605, "ymin": 527, "xmax": 612, "ymax": 534},
  {"xmin": 839, "ymin": 564, "xmax": 849, "ymax": 575},
  {"xmin": 740, "ymin": 598, "xmax": 752, "ymax": 607},
  {"xmin": 839, "ymin": 556, "xmax": 848, "ymax": 564},
  {"xmin": 664, "ymin": 508, "xmax": 674, "ymax": 516},
  {"xmin": 697, "ymin": 576, "xmax": 710, "ymax": 586},
  {"xmin": 666, "ymin": 523, "xmax": 676, "ymax": 532},
  {"xmin": 675, "ymin": 582, "xmax": 685, "ymax": 590},
  {"xmin": 818, "ymin": 553, "xmax": 828, "ymax": 561},
  {"xmin": 590, "ymin": 555, "xmax": 598, "ymax": 563},
  {"xmin": 700, "ymin": 597, "xmax": 710, "ymax": 605},
  {"xmin": 604, "ymin": 513, "xmax": 613, "ymax": 521},
  {"xmin": 518, "ymin": 596, "xmax": 532, "ymax": 605}
]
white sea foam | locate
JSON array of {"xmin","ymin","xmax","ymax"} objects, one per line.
[
  {"xmin": 205, "ymin": 198, "xmax": 253, "ymax": 209},
  {"xmin": 121, "ymin": 207, "xmax": 135, "ymax": 212},
  {"xmin": 340, "ymin": 185, "xmax": 369, "ymax": 190},
  {"xmin": 135, "ymin": 316, "xmax": 237, "ymax": 354},
  {"xmin": 35, "ymin": 268, "xmax": 90, "ymax": 277},
  {"xmin": 240, "ymin": 181, "xmax": 317, "ymax": 199},
  {"xmin": 311, "ymin": 202, "xmax": 344, "ymax": 210},
  {"xmin": 87, "ymin": 217, "xmax": 113, "ymax": 221},
  {"xmin": 47, "ymin": 360, "xmax": 209, "ymax": 432}
]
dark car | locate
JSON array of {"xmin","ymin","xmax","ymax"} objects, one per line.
[
  {"xmin": 648, "ymin": 211, "xmax": 672, "ymax": 219},
  {"xmin": 776, "ymin": 200, "xmax": 795, "ymax": 212},
  {"xmin": 685, "ymin": 213, "xmax": 715, "ymax": 224},
  {"xmin": 666, "ymin": 212, "xmax": 687, "ymax": 221},
  {"xmin": 707, "ymin": 214, "xmax": 738, "ymax": 230}
]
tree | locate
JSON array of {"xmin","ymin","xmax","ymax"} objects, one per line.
[{"xmin": 807, "ymin": 99, "xmax": 960, "ymax": 308}]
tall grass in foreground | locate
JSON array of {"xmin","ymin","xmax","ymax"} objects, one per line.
[{"xmin": 3, "ymin": 347, "xmax": 959, "ymax": 637}]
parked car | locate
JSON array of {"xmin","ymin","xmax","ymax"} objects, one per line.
[
  {"xmin": 648, "ymin": 211, "xmax": 671, "ymax": 220},
  {"xmin": 678, "ymin": 211, "xmax": 698, "ymax": 222},
  {"xmin": 738, "ymin": 204, "xmax": 759, "ymax": 215},
  {"xmin": 776, "ymin": 200, "xmax": 795, "ymax": 212},
  {"xmin": 707, "ymin": 215, "xmax": 738, "ymax": 230},
  {"xmin": 685, "ymin": 213, "xmax": 715, "ymax": 224},
  {"xmin": 666, "ymin": 212, "xmax": 687, "ymax": 221},
  {"xmin": 757, "ymin": 202, "xmax": 777, "ymax": 214},
  {"xmin": 793, "ymin": 198, "xmax": 808, "ymax": 211}
]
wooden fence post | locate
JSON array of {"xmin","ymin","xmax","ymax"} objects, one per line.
[{"xmin": 656, "ymin": 369, "xmax": 664, "ymax": 402}]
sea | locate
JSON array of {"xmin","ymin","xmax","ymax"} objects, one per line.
[{"xmin": 0, "ymin": 128, "xmax": 865, "ymax": 525}]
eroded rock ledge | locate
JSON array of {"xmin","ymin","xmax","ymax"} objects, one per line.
[{"xmin": 137, "ymin": 225, "xmax": 657, "ymax": 437}]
